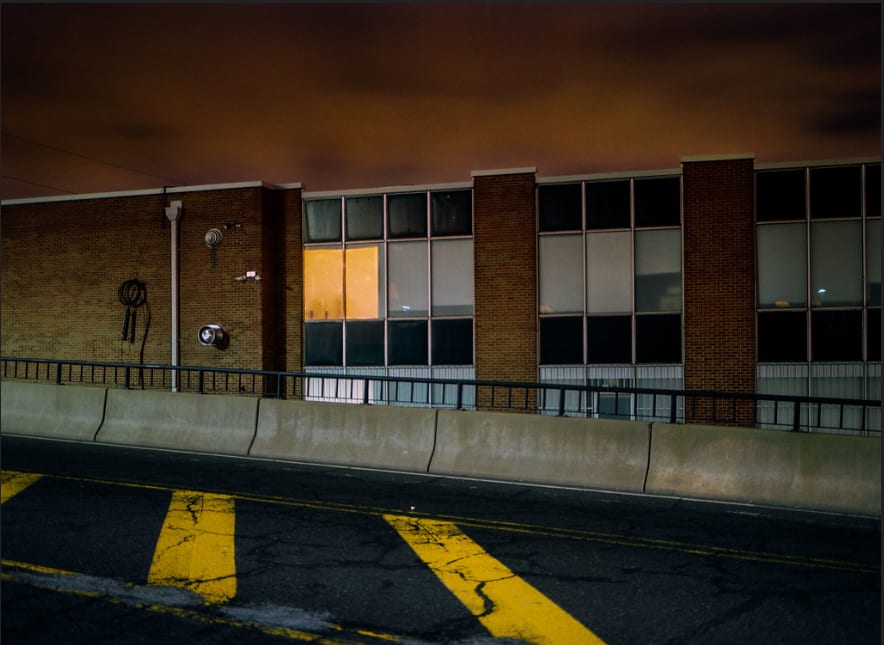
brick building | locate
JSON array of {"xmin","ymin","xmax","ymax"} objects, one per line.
[{"xmin": 2, "ymin": 154, "xmax": 880, "ymax": 414}]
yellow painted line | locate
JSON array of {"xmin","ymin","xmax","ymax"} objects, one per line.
[
  {"xmin": 1, "ymin": 470, "xmax": 43, "ymax": 504},
  {"xmin": 148, "ymin": 490, "xmax": 237, "ymax": 605},
  {"xmin": 385, "ymin": 514, "xmax": 607, "ymax": 645}
]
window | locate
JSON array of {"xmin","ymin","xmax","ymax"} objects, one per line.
[
  {"xmin": 758, "ymin": 311, "xmax": 807, "ymax": 362},
  {"xmin": 540, "ymin": 317, "xmax": 583, "ymax": 365},
  {"xmin": 304, "ymin": 189, "xmax": 473, "ymax": 370},
  {"xmin": 586, "ymin": 231, "xmax": 632, "ymax": 313},
  {"xmin": 757, "ymin": 223, "xmax": 806, "ymax": 308},
  {"xmin": 345, "ymin": 196, "xmax": 383, "ymax": 241},
  {"xmin": 756, "ymin": 169, "xmax": 805, "ymax": 221},
  {"xmin": 635, "ymin": 229, "xmax": 681, "ymax": 312},
  {"xmin": 810, "ymin": 221, "xmax": 862, "ymax": 307},
  {"xmin": 867, "ymin": 219, "xmax": 880, "ymax": 306},
  {"xmin": 634, "ymin": 177, "xmax": 680, "ymax": 227},
  {"xmin": 811, "ymin": 310, "xmax": 862, "ymax": 362},
  {"xmin": 810, "ymin": 166, "xmax": 861, "ymax": 219},
  {"xmin": 431, "ymin": 190, "xmax": 471, "ymax": 236},
  {"xmin": 866, "ymin": 164, "xmax": 880, "ymax": 218},
  {"xmin": 539, "ymin": 235, "xmax": 582, "ymax": 314},
  {"xmin": 586, "ymin": 180, "xmax": 630, "ymax": 229},
  {"xmin": 388, "ymin": 193, "xmax": 427, "ymax": 238},
  {"xmin": 587, "ymin": 315, "xmax": 631, "ymax": 363},
  {"xmin": 635, "ymin": 314, "xmax": 681, "ymax": 363},
  {"xmin": 539, "ymin": 184, "xmax": 581, "ymax": 231}
]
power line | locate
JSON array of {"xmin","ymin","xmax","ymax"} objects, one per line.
[
  {"xmin": 1, "ymin": 131, "xmax": 181, "ymax": 185},
  {"xmin": 0, "ymin": 173, "xmax": 73, "ymax": 195}
]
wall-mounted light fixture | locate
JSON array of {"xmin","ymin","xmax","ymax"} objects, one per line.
[
  {"xmin": 234, "ymin": 270, "xmax": 261, "ymax": 283},
  {"xmin": 223, "ymin": 221, "xmax": 243, "ymax": 230}
]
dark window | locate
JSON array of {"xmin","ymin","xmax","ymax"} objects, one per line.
[
  {"xmin": 756, "ymin": 169, "xmax": 806, "ymax": 222},
  {"xmin": 346, "ymin": 321, "xmax": 384, "ymax": 366},
  {"xmin": 758, "ymin": 311, "xmax": 807, "ymax": 362},
  {"xmin": 539, "ymin": 184, "xmax": 582, "ymax": 232},
  {"xmin": 388, "ymin": 193, "xmax": 427, "ymax": 238},
  {"xmin": 634, "ymin": 177, "xmax": 680, "ymax": 228},
  {"xmin": 345, "ymin": 196, "xmax": 383, "ymax": 241},
  {"xmin": 431, "ymin": 190, "xmax": 472, "ymax": 236},
  {"xmin": 811, "ymin": 310, "xmax": 862, "ymax": 361},
  {"xmin": 388, "ymin": 320, "xmax": 428, "ymax": 365},
  {"xmin": 586, "ymin": 180, "xmax": 630, "ymax": 229},
  {"xmin": 866, "ymin": 164, "xmax": 881, "ymax": 218},
  {"xmin": 587, "ymin": 315, "xmax": 632, "ymax": 364},
  {"xmin": 868, "ymin": 309, "xmax": 881, "ymax": 362},
  {"xmin": 810, "ymin": 166, "xmax": 862, "ymax": 219},
  {"xmin": 635, "ymin": 314, "xmax": 681, "ymax": 363},
  {"xmin": 304, "ymin": 322, "xmax": 343, "ymax": 366},
  {"xmin": 304, "ymin": 199, "xmax": 341, "ymax": 243},
  {"xmin": 539, "ymin": 317, "xmax": 583, "ymax": 364},
  {"xmin": 431, "ymin": 319, "xmax": 473, "ymax": 365}
]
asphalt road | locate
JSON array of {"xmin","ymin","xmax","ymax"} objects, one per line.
[{"xmin": 1, "ymin": 434, "xmax": 880, "ymax": 644}]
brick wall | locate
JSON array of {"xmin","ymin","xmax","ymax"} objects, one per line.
[
  {"xmin": 682, "ymin": 157, "xmax": 756, "ymax": 420},
  {"xmin": 472, "ymin": 170, "xmax": 538, "ymax": 404},
  {"xmin": 0, "ymin": 185, "xmax": 289, "ymax": 375}
]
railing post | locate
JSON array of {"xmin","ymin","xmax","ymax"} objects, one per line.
[
  {"xmin": 363, "ymin": 378, "xmax": 370, "ymax": 405},
  {"xmin": 456, "ymin": 383, "xmax": 463, "ymax": 410},
  {"xmin": 670, "ymin": 393, "xmax": 677, "ymax": 424},
  {"xmin": 124, "ymin": 366, "xmax": 131, "ymax": 390},
  {"xmin": 198, "ymin": 369, "xmax": 204, "ymax": 394},
  {"xmin": 792, "ymin": 400, "xmax": 800, "ymax": 432},
  {"xmin": 55, "ymin": 361, "xmax": 62, "ymax": 385}
]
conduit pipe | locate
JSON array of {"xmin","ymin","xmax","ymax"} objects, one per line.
[{"xmin": 164, "ymin": 201, "xmax": 183, "ymax": 392}]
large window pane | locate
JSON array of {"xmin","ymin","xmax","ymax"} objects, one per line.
[
  {"xmin": 812, "ymin": 310, "xmax": 862, "ymax": 362},
  {"xmin": 586, "ymin": 180, "xmax": 630, "ymax": 229},
  {"xmin": 388, "ymin": 193, "xmax": 427, "ymax": 238},
  {"xmin": 587, "ymin": 231, "xmax": 632, "ymax": 313},
  {"xmin": 388, "ymin": 242, "xmax": 428, "ymax": 318},
  {"xmin": 635, "ymin": 314, "xmax": 681, "ymax": 363},
  {"xmin": 345, "ymin": 196, "xmax": 383, "ymax": 241},
  {"xmin": 304, "ymin": 322, "xmax": 343, "ymax": 366},
  {"xmin": 756, "ymin": 169, "xmax": 806, "ymax": 222},
  {"xmin": 539, "ymin": 235, "xmax": 582, "ymax": 313},
  {"xmin": 811, "ymin": 221, "xmax": 861, "ymax": 307},
  {"xmin": 758, "ymin": 311, "xmax": 807, "ymax": 362},
  {"xmin": 587, "ymin": 315, "xmax": 631, "ymax": 364},
  {"xmin": 431, "ymin": 190, "xmax": 471, "ymax": 236},
  {"xmin": 538, "ymin": 184, "xmax": 581, "ymax": 232},
  {"xmin": 635, "ymin": 229, "xmax": 681, "ymax": 312},
  {"xmin": 346, "ymin": 321, "xmax": 384, "ymax": 366},
  {"xmin": 867, "ymin": 219, "xmax": 880, "ymax": 306},
  {"xmin": 810, "ymin": 166, "xmax": 861, "ymax": 219},
  {"xmin": 540, "ymin": 317, "xmax": 583, "ymax": 364},
  {"xmin": 304, "ymin": 199, "xmax": 342, "ymax": 243},
  {"xmin": 868, "ymin": 309, "xmax": 881, "ymax": 362},
  {"xmin": 304, "ymin": 248, "xmax": 343, "ymax": 320},
  {"xmin": 634, "ymin": 177, "xmax": 680, "ymax": 227},
  {"xmin": 432, "ymin": 319, "xmax": 473, "ymax": 365},
  {"xmin": 757, "ymin": 223, "xmax": 807, "ymax": 308},
  {"xmin": 432, "ymin": 239, "xmax": 474, "ymax": 315},
  {"xmin": 389, "ymin": 320, "xmax": 428, "ymax": 365},
  {"xmin": 345, "ymin": 244, "xmax": 384, "ymax": 319}
]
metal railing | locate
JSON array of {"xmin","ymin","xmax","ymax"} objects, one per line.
[{"xmin": 1, "ymin": 356, "xmax": 880, "ymax": 436}]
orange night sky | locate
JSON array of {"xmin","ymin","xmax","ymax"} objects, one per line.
[{"xmin": 1, "ymin": 3, "xmax": 880, "ymax": 201}]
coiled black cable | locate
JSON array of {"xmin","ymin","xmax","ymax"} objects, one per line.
[{"xmin": 118, "ymin": 279, "xmax": 151, "ymax": 385}]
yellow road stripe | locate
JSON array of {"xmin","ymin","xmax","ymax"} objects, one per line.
[
  {"xmin": 385, "ymin": 514, "xmax": 607, "ymax": 645},
  {"xmin": 1, "ymin": 470, "xmax": 42, "ymax": 504},
  {"xmin": 148, "ymin": 490, "xmax": 237, "ymax": 605}
]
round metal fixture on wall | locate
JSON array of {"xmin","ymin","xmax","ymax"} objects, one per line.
[
  {"xmin": 198, "ymin": 324, "xmax": 227, "ymax": 348},
  {"xmin": 204, "ymin": 228, "xmax": 223, "ymax": 249}
]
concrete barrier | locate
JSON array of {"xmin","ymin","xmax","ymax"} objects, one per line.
[
  {"xmin": 645, "ymin": 423, "xmax": 881, "ymax": 516},
  {"xmin": 1, "ymin": 380, "xmax": 107, "ymax": 441},
  {"xmin": 430, "ymin": 410, "xmax": 652, "ymax": 492},
  {"xmin": 96, "ymin": 389, "xmax": 258, "ymax": 455},
  {"xmin": 252, "ymin": 399, "xmax": 437, "ymax": 472}
]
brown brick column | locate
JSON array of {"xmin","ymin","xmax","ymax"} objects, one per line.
[
  {"xmin": 681, "ymin": 155, "xmax": 756, "ymax": 424},
  {"xmin": 472, "ymin": 169, "xmax": 537, "ymax": 410}
]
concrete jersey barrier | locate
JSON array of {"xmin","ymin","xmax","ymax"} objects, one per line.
[
  {"xmin": 96, "ymin": 388, "xmax": 258, "ymax": 455},
  {"xmin": 645, "ymin": 422, "xmax": 881, "ymax": 516},
  {"xmin": 430, "ymin": 409, "xmax": 652, "ymax": 492},
  {"xmin": 252, "ymin": 399, "xmax": 438, "ymax": 472},
  {"xmin": 1, "ymin": 380, "xmax": 107, "ymax": 441}
]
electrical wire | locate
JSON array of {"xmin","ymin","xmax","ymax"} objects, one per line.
[{"xmin": 118, "ymin": 279, "xmax": 151, "ymax": 386}]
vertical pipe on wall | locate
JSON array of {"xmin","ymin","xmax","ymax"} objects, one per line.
[{"xmin": 165, "ymin": 201, "xmax": 183, "ymax": 392}]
